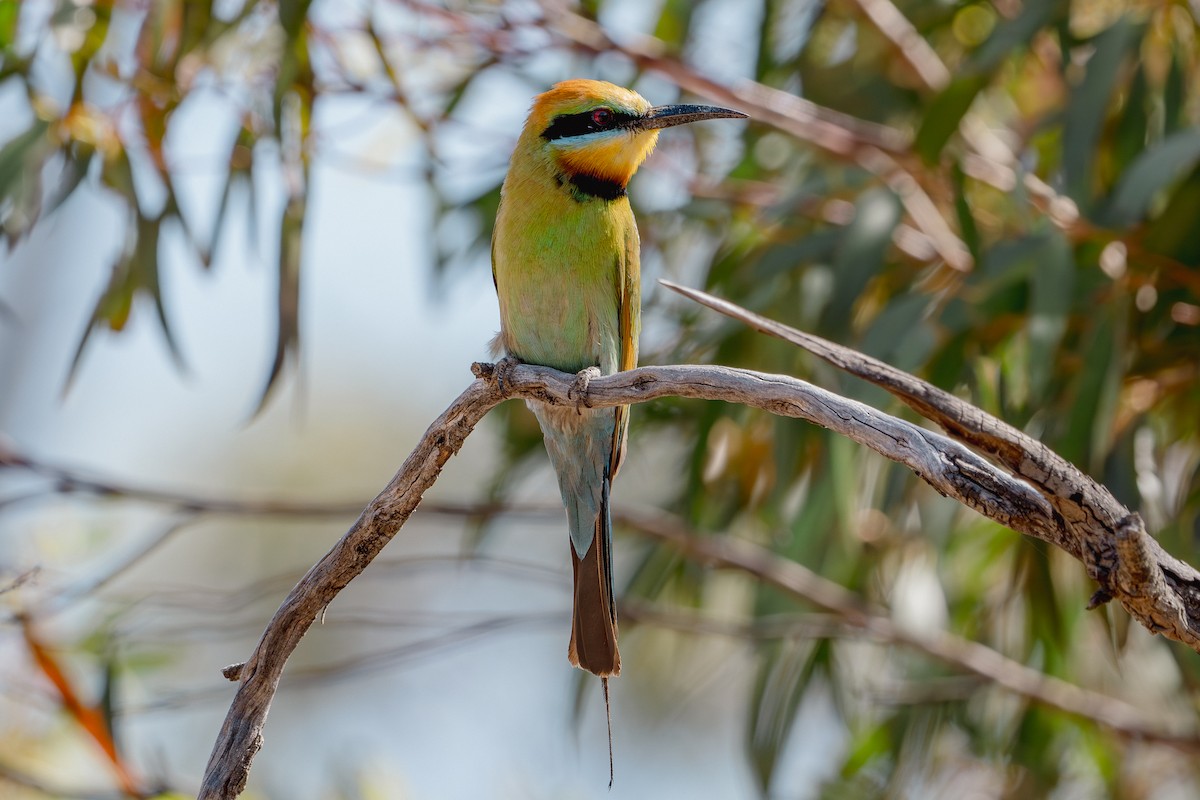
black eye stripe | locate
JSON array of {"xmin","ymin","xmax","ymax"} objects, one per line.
[{"xmin": 541, "ymin": 108, "xmax": 638, "ymax": 140}]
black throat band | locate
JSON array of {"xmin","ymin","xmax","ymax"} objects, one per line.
[{"xmin": 565, "ymin": 172, "xmax": 627, "ymax": 202}]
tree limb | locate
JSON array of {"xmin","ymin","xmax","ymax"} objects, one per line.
[
  {"xmin": 196, "ymin": 376, "xmax": 499, "ymax": 799},
  {"xmin": 661, "ymin": 280, "xmax": 1200, "ymax": 650},
  {"xmin": 198, "ymin": 342, "xmax": 1200, "ymax": 796}
]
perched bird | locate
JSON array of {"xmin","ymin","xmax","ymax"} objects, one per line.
[{"xmin": 491, "ymin": 80, "xmax": 746, "ymax": 678}]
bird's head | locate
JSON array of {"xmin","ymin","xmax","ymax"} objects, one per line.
[{"xmin": 520, "ymin": 79, "xmax": 746, "ymax": 197}]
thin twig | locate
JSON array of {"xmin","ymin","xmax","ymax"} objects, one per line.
[
  {"xmin": 847, "ymin": 0, "xmax": 951, "ymax": 91},
  {"xmin": 618, "ymin": 508, "xmax": 1200, "ymax": 751},
  {"xmin": 0, "ymin": 758, "xmax": 151, "ymax": 800},
  {"xmin": 0, "ymin": 442, "xmax": 366, "ymax": 517}
]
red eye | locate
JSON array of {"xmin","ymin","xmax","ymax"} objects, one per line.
[{"xmin": 591, "ymin": 108, "xmax": 614, "ymax": 127}]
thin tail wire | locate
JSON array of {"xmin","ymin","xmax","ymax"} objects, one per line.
[
  {"xmin": 603, "ymin": 455, "xmax": 614, "ymax": 789},
  {"xmin": 603, "ymin": 676, "xmax": 614, "ymax": 788}
]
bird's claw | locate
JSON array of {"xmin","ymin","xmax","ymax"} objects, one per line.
[
  {"xmin": 492, "ymin": 356, "xmax": 521, "ymax": 395},
  {"xmin": 569, "ymin": 366, "xmax": 602, "ymax": 414}
]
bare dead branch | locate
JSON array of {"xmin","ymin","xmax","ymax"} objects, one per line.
[
  {"xmin": 0, "ymin": 442, "xmax": 366, "ymax": 517},
  {"xmin": 847, "ymin": 0, "xmax": 951, "ymax": 91},
  {"xmin": 0, "ymin": 758, "xmax": 154, "ymax": 800},
  {"xmin": 662, "ymin": 280, "xmax": 1200, "ymax": 651},
  {"xmin": 0, "ymin": 567, "xmax": 40, "ymax": 595},
  {"xmin": 198, "ymin": 335, "xmax": 1200, "ymax": 796},
  {"xmin": 197, "ymin": 375, "xmax": 500, "ymax": 799}
]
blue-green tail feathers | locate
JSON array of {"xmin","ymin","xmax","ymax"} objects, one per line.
[{"xmin": 534, "ymin": 405, "xmax": 621, "ymax": 676}]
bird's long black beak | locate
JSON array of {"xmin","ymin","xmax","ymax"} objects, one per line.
[{"xmin": 634, "ymin": 104, "xmax": 748, "ymax": 131}]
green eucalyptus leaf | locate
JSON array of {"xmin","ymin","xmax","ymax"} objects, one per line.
[
  {"xmin": 914, "ymin": 74, "xmax": 988, "ymax": 164},
  {"xmin": 0, "ymin": 0, "xmax": 19, "ymax": 45},
  {"xmin": 1143, "ymin": 163, "xmax": 1200, "ymax": 264},
  {"xmin": 1027, "ymin": 233, "xmax": 1074, "ymax": 403},
  {"xmin": 951, "ymin": 162, "xmax": 981, "ymax": 263},
  {"xmin": 255, "ymin": 192, "xmax": 305, "ymax": 414},
  {"xmin": 1061, "ymin": 303, "xmax": 1121, "ymax": 468},
  {"xmin": 747, "ymin": 639, "xmax": 825, "ymax": 792},
  {"xmin": 1164, "ymin": 46, "xmax": 1185, "ymax": 136},
  {"xmin": 970, "ymin": 0, "xmax": 1066, "ymax": 72},
  {"xmin": 1111, "ymin": 64, "xmax": 1148, "ymax": 177},
  {"xmin": 822, "ymin": 189, "xmax": 901, "ymax": 338},
  {"xmin": 1103, "ymin": 129, "xmax": 1200, "ymax": 227},
  {"xmin": 1062, "ymin": 18, "xmax": 1142, "ymax": 208}
]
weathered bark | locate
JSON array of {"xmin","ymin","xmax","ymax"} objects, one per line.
[{"xmin": 198, "ymin": 293, "xmax": 1200, "ymax": 798}]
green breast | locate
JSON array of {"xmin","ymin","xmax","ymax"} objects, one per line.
[{"xmin": 493, "ymin": 171, "xmax": 633, "ymax": 374}]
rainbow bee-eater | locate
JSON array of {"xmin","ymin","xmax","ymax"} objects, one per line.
[{"xmin": 491, "ymin": 80, "xmax": 746, "ymax": 678}]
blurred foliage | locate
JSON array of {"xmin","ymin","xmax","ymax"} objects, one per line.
[{"xmin": 4, "ymin": 0, "xmax": 1200, "ymax": 797}]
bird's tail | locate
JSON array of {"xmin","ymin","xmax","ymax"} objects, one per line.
[{"xmin": 568, "ymin": 471, "xmax": 620, "ymax": 677}]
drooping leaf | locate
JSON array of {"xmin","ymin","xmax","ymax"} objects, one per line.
[
  {"xmin": 951, "ymin": 162, "xmax": 981, "ymax": 263},
  {"xmin": 273, "ymin": 0, "xmax": 314, "ymax": 130},
  {"xmin": 100, "ymin": 645, "xmax": 120, "ymax": 759},
  {"xmin": 1062, "ymin": 18, "xmax": 1142, "ymax": 208},
  {"xmin": 136, "ymin": 210, "xmax": 183, "ymax": 367},
  {"xmin": 178, "ymin": 0, "xmax": 214, "ymax": 59},
  {"xmin": 914, "ymin": 0, "xmax": 1068, "ymax": 164},
  {"xmin": 822, "ymin": 188, "xmax": 901, "ymax": 338},
  {"xmin": 746, "ymin": 639, "xmax": 826, "ymax": 791},
  {"xmin": 46, "ymin": 144, "xmax": 94, "ymax": 214},
  {"xmin": 837, "ymin": 719, "xmax": 893, "ymax": 783},
  {"xmin": 1163, "ymin": 45, "xmax": 1185, "ymax": 136},
  {"xmin": 1060, "ymin": 303, "xmax": 1121, "ymax": 469},
  {"xmin": 1102, "ymin": 129, "xmax": 1200, "ymax": 227},
  {"xmin": 65, "ymin": 209, "xmax": 183, "ymax": 389},
  {"xmin": 0, "ymin": 119, "xmax": 53, "ymax": 247},
  {"xmin": 914, "ymin": 74, "xmax": 989, "ymax": 164},
  {"xmin": 860, "ymin": 293, "xmax": 931, "ymax": 369},
  {"xmin": 1142, "ymin": 162, "xmax": 1200, "ymax": 265},
  {"xmin": 254, "ymin": 191, "xmax": 305, "ymax": 413},
  {"xmin": 970, "ymin": 0, "xmax": 1066, "ymax": 72},
  {"xmin": 0, "ymin": 0, "xmax": 19, "ymax": 46},
  {"xmin": 206, "ymin": 125, "xmax": 256, "ymax": 268},
  {"xmin": 67, "ymin": 0, "xmax": 111, "ymax": 103},
  {"xmin": 1016, "ymin": 542, "xmax": 1066, "ymax": 672},
  {"xmin": 653, "ymin": 0, "xmax": 698, "ymax": 49},
  {"xmin": 1026, "ymin": 232, "xmax": 1074, "ymax": 402},
  {"xmin": 1110, "ymin": 64, "xmax": 1148, "ymax": 179},
  {"xmin": 0, "ymin": 120, "xmax": 49, "ymax": 188},
  {"xmin": 741, "ymin": 229, "xmax": 840, "ymax": 285}
]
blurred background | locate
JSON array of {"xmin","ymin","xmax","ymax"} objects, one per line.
[{"xmin": 3, "ymin": 0, "xmax": 1200, "ymax": 797}]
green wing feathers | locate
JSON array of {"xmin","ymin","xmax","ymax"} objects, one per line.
[{"xmin": 610, "ymin": 222, "xmax": 641, "ymax": 479}]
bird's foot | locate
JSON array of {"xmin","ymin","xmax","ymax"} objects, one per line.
[
  {"xmin": 569, "ymin": 366, "xmax": 602, "ymax": 414},
  {"xmin": 475, "ymin": 357, "xmax": 518, "ymax": 393}
]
